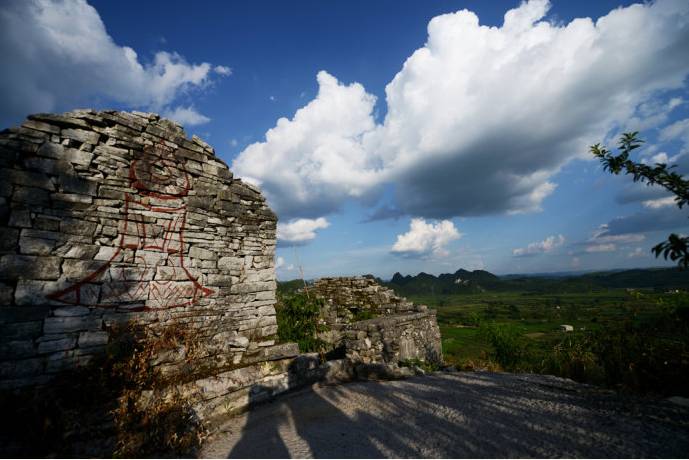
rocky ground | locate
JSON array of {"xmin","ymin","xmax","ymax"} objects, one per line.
[{"xmin": 200, "ymin": 371, "xmax": 689, "ymax": 458}]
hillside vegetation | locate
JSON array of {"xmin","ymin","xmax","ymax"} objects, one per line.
[{"xmin": 279, "ymin": 267, "xmax": 689, "ymax": 395}]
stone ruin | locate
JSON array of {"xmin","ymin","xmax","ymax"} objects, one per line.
[
  {"xmin": 311, "ymin": 276, "xmax": 442, "ymax": 377},
  {"xmin": 0, "ymin": 110, "xmax": 443, "ymax": 431},
  {"xmin": 0, "ymin": 110, "xmax": 303, "ymax": 417}
]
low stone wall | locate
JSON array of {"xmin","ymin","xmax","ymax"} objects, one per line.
[
  {"xmin": 311, "ymin": 276, "xmax": 419, "ymax": 325},
  {"xmin": 311, "ymin": 276, "xmax": 443, "ymax": 374},
  {"xmin": 344, "ymin": 311, "xmax": 442, "ymax": 367}
]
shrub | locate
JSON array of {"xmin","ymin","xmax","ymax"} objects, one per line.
[
  {"xmin": 479, "ymin": 323, "xmax": 529, "ymax": 370},
  {"xmin": 0, "ymin": 321, "xmax": 208, "ymax": 458},
  {"xmin": 275, "ymin": 292, "xmax": 328, "ymax": 352},
  {"xmin": 542, "ymin": 332, "xmax": 604, "ymax": 384}
]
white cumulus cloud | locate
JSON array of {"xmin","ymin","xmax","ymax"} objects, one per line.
[
  {"xmin": 513, "ymin": 234, "xmax": 565, "ymax": 257},
  {"xmin": 277, "ymin": 217, "xmax": 330, "ymax": 244},
  {"xmin": 0, "ymin": 0, "xmax": 227, "ymax": 126},
  {"xmin": 391, "ymin": 218, "xmax": 461, "ymax": 258},
  {"xmin": 233, "ymin": 71, "xmax": 380, "ymax": 218},
  {"xmin": 233, "ymin": 0, "xmax": 689, "ymax": 220}
]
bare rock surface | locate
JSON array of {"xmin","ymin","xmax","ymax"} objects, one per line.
[{"xmin": 201, "ymin": 371, "xmax": 689, "ymax": 458}]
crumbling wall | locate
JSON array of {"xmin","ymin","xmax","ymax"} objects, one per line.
[
  {"xmin": 311, "ymin": 276, "xmax": 443, "ymax": 372},
  {"xmin": 344, "ymin": 312, "xmax": 442, "ymax": 366},
  {"xmin": 0, "ymin": 110, "xmax": 286, "ymax": 391}
]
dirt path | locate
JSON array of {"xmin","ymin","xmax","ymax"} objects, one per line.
[{"xmin": 201, "ymin": 371, "xmax": 689, "ymax": 458}]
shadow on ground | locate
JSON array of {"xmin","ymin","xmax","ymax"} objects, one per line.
[{"xmin": 210, "ymin": 371, "xmax": 689, "ymax": 458}]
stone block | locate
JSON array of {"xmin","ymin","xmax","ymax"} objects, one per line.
[
  {"xmin": 38, "ymin": 337, "xmax": 77, "ymax": 354},
  {"xmin": 189, "ymin": 246, "xmax": 217, "ymax": 261},
  {"xmin": 22, "ymin": 120, "xmax": 60, "ymax": 135},
  {"xmin": 0, "ymin": 168, "xmax": 54, "ymax": 190},
  {"xmin": 63, "ymin": 147, "xmax": 94, "ymax": 166},
  {"xmin": 207, "ymin": 274, "xmax": 233, "ymax": 286},
  {"xmin": 43, "ymin": 316, "xmax": 102, "ymax": 334},
  {"xmin": 0, "ymin": 229, "xmax": 19, "ymax": 252},
  {"xmin": 0, "ymin": 255, "xmax": 61, "ymax": 280},
  {"xmin": 52, "ymin": 192, "xmax": 93, "ymax": 204},
  {"xmin": 36, "ymin": 142, "xmax": 64, "ymax": 159},
  {"xmin": 60, "ymin": 176, "xmax": 97, "ymax": 195},
  {"xmin": 62, "ymin": 128, "xmax": 100, "ymax": 145},
  {"xmin": 19, "ymin": 235, "xmax": 56, "ymax": 255},
  {"xmin": 63, "ymin": 244, "xmax": 100, "ymax": 259},
  {"xmin": 60, "ymin": 218, "xmax": 98, "ymax": 236},
  {"xmin": 78, "ymin": 331, "xmax": 108, "ymax": 348},
  {"xmin": 94, "ymin": 245, "xmax": 118, "ymax": 261},
  {"xmin": 13, "ymin": 186, "xmax": 50, "ymax": 207},
  {"xmin": 53, "ymin": 306, "xmax": 90, "ymax": 317},
  {"xmin": 8, "ymin": 209, "xmax": 31, "ymax": 228}
]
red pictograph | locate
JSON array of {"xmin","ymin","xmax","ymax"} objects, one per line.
[{"xmin": 48, "ymin": 143, "xmax": 214, "ymax": 310}]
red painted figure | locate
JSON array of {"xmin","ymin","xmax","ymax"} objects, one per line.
[{"xmin": 48, "ymin": 143, "xmax": 213, "ymax": 310}]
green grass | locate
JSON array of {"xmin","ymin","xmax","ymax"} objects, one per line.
[{"xmin": 414, "ymin": 289, "xmax": 688, "ymax": 374}]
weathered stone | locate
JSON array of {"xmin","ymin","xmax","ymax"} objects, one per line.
[
  {"xmin": 53, "ymin": 306, "xmax": 90, "ymax": 317},
  {"xmin": 189, "ymin": 246, "xmax": 217, "ymax": 261},
  {"xmin": 44, "ymin": 316, "xmax": 103, "ymax": 334},
  {"xmin": 19, "ymin": 235, "xmax": 56, "ymax": 255},
  {"xmin": 21, "ymin": 120, "xmax": 61, "ymax": 135},
  {"xmin": 78, "ymin": 331, "xmax": 108, "ymax": 348},
  {"xmin": 0, "ymin": 168, "xmax": 54, "ymax": 190},
  {"xmin": 63, "ymin": 147, "xmax": 94, "ymax": 166},
  {"xmin": 52, "ymin": 192, "xmax": 93, "ymax": 204},
  {"xmin": 38, "ymin": 337, "xmax": 77, "ymax": 354},
  {"xmin": 62, "ymin": 128, "xmax": 100, "ymax": 145},
  {"xmin": 0, "ymin": 255, "xmax": 61, "ymax": 280},
  {"xmin": 13, "ymin": 280, "xmax": 62, "ymax": 305},
  {"xmin": 13, "ymin": 186, "xmax": 50, "ymax": 207}
]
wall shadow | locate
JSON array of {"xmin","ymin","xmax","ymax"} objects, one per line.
[{"xmin": 224, "ymin": 371, "xmax": 689, "ymax": 458}]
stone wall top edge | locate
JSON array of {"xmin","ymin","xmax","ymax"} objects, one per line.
[{"xmin": 4, "ymin": 109, "xmax": 271, "ymax": 208}]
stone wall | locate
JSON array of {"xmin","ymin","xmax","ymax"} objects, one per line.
[
  {"xmin": 311, "ymin": 275, "xmax": 421, "ymax": 326},
  {"xmin": 344, "ymin": 311, "xmax": 442, "ymax": 366},
  {"xmin": 0, "ymin": 110, "xmax": 283, "ymax": 390},
  {"xmin": 311, "ymin": 276, "xmax": 443, "ymax": 373}
]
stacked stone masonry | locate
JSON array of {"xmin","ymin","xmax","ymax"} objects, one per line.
[
  {"xmin": 311, "ymin": 276, "xmax": 443, "ymax": 371},
  {"xmin": 0, "ymin": 110, "xmax": 286, "ymax": 391}
]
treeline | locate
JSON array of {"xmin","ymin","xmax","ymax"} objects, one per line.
[{"xmin": 382, "ymin": 267, "xmax": 689, "ymax": 296}]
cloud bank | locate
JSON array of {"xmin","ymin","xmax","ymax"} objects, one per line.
[
  {"xmin": 0, "ymin": 0, "xmax": 228, "ymax": 125},
  {"xmin": 234, "ymin": 0, "xmax": 689, "ymax": 221}
]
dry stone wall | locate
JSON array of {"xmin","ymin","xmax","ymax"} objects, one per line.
[
  {"xmin": 0, "ymin": 110, "xmax": 285, "ymax": 390},
  {"xmin": 344, "ymin": 312, "xmax": 442, "ymax": 366},
  {"xmin": 311, "ymin": 276, "xmax": 443, "ymax": 373}
]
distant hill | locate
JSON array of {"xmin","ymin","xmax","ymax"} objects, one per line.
[
  {"xmin": 383, "ymin": 267, "xmax": 688, "ymax": 295},
  {"xmin": 386, "ymin": 269, "xmax": 501, "ymax": 295},
  {"xmin": 277, "ymin": 267, "xmax": 688, "ymax": 297}
]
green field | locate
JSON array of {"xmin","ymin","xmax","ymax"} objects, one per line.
[{"xmin": 409, "ymin": 289, "xmax": 687, "ymax": 372}]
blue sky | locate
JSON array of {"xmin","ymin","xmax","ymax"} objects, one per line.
[{"xmin": 2, "ymin": 0, "xmax": 689, "ymax": 280}]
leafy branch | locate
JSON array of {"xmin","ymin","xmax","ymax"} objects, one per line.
[{"xmin": 590, "ymin": 132, "xmax": 689, "ymax": 268}]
